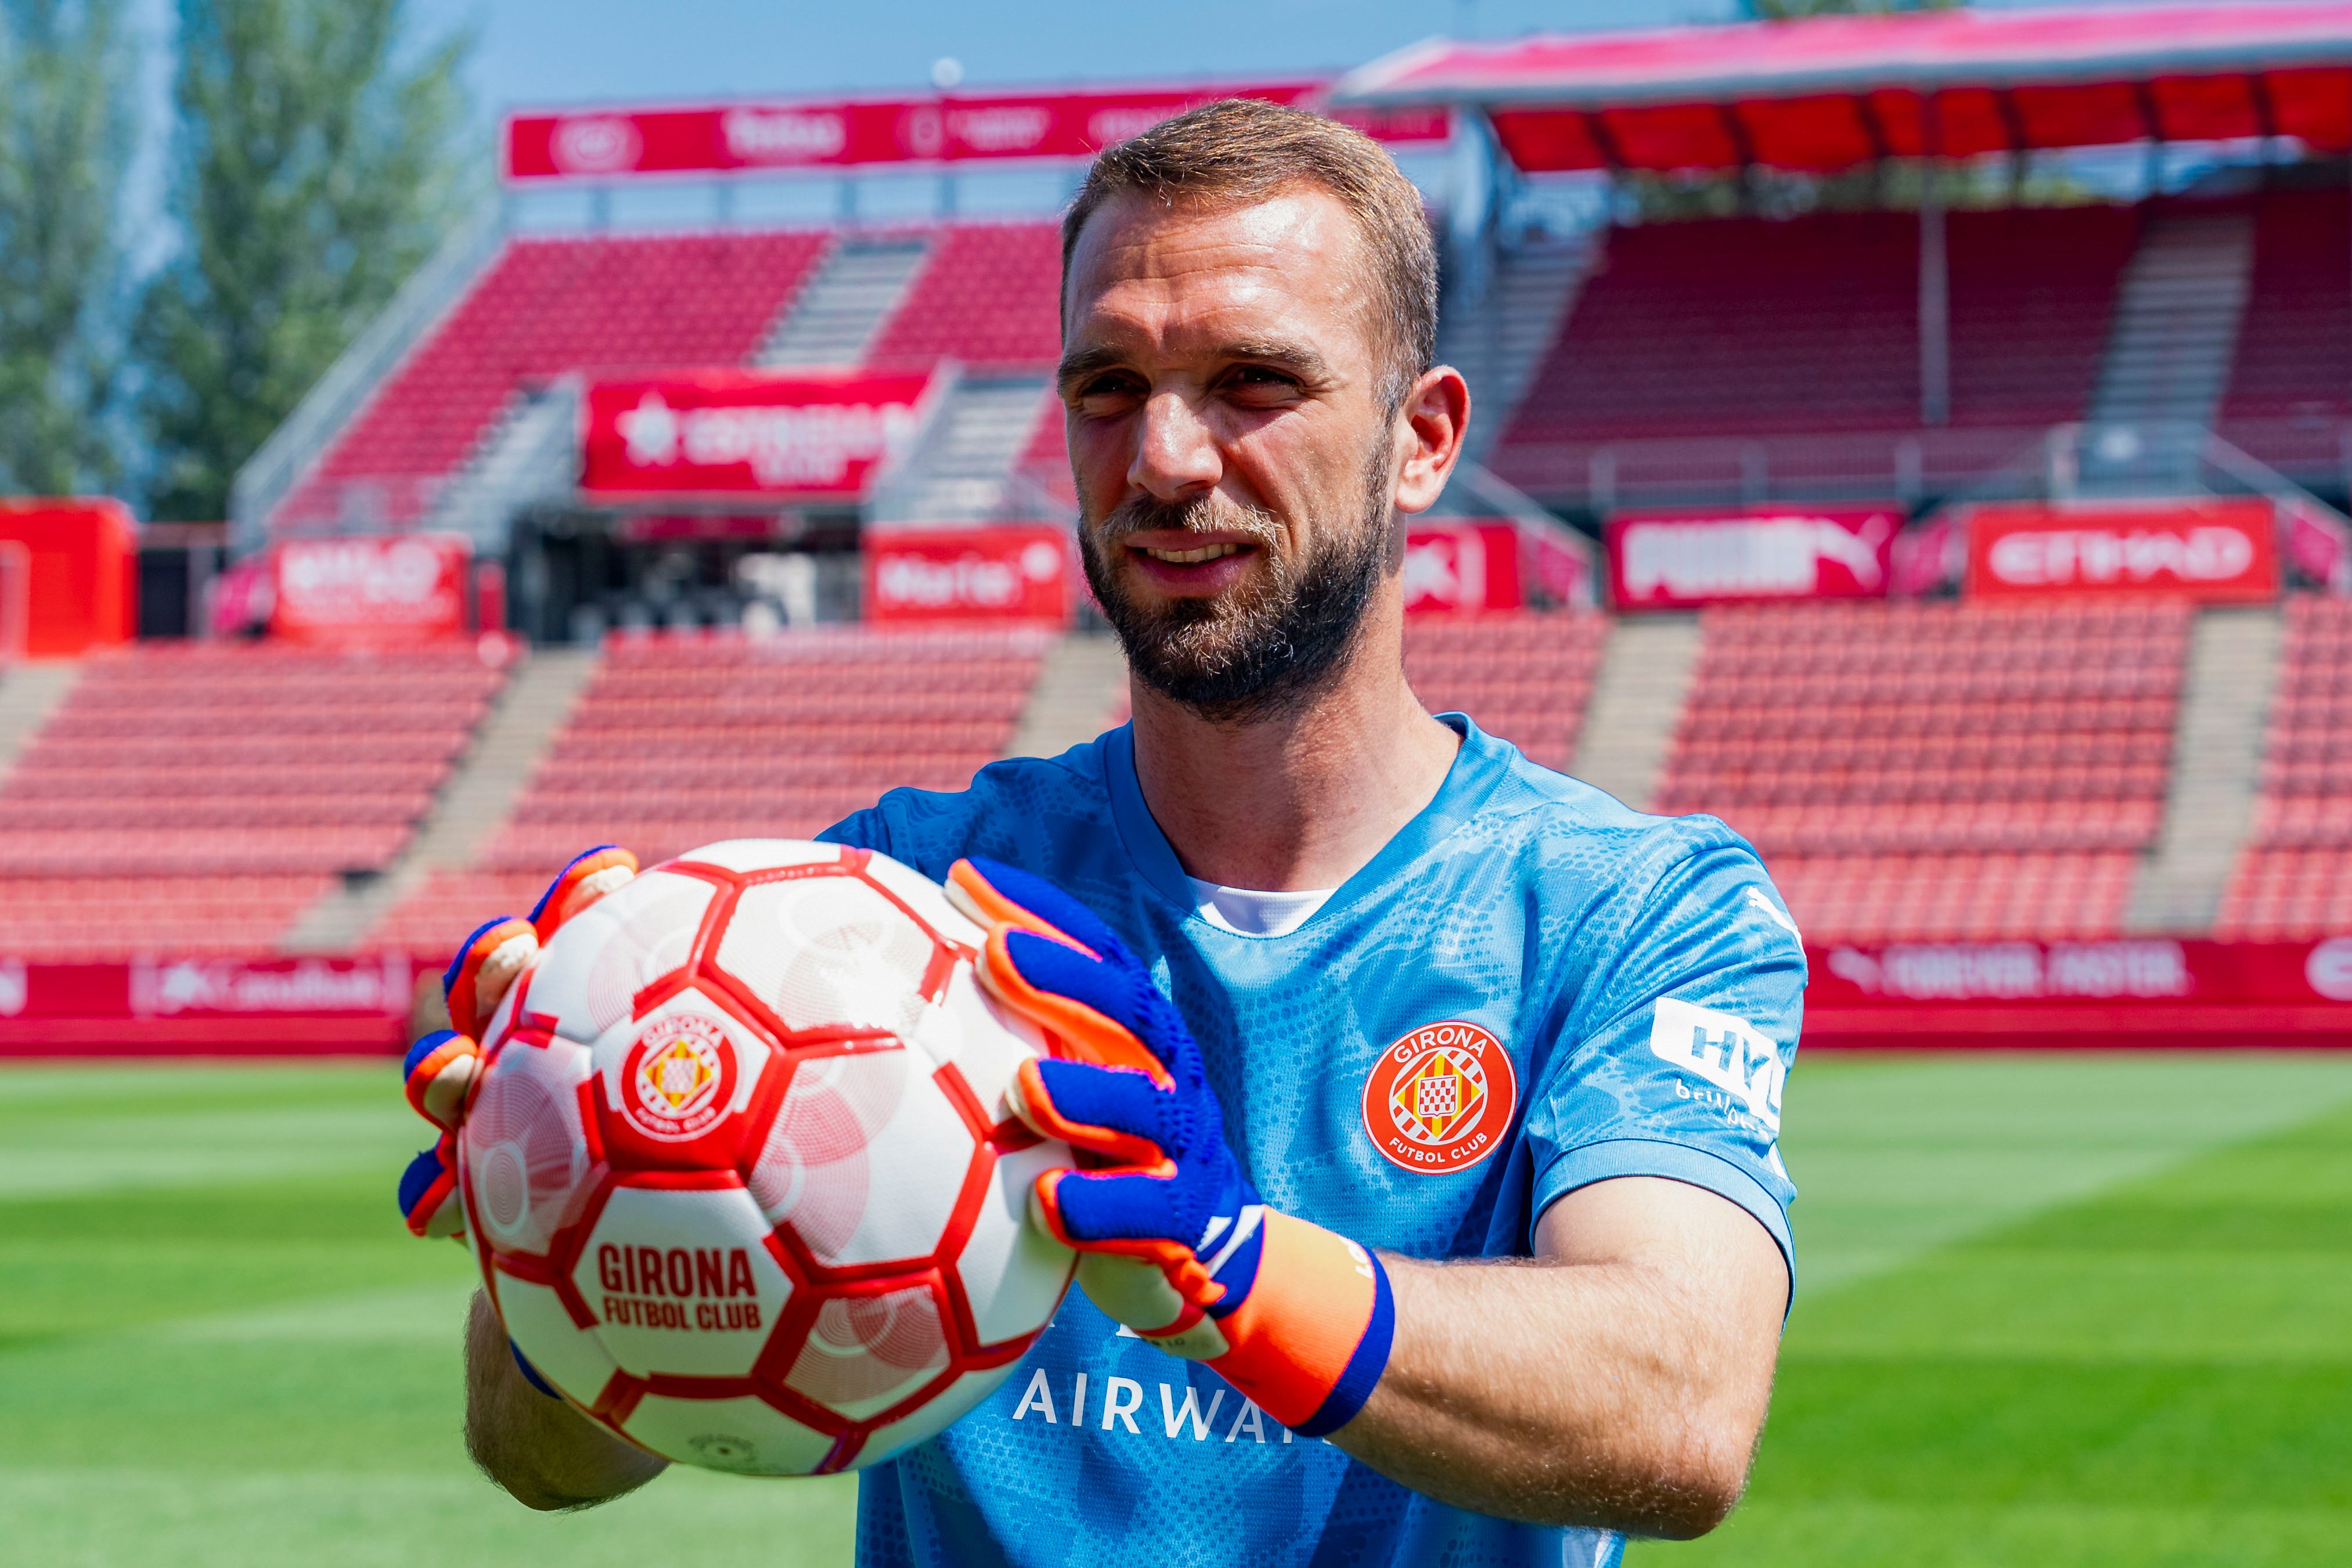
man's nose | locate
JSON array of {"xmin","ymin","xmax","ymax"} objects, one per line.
[{"xmin": 1128, "ymin": 390, "xmax": 1221, "ymax": 501}]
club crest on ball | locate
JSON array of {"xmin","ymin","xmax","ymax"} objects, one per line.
[{"xmin": 622, "ymin": 1012, "xmax": 735, "ymax": 1141}]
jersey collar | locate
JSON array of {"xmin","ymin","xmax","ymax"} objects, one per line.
[{"xmin": 1100, "ymin": 712, "xmax": 1515, "ymax": 936}]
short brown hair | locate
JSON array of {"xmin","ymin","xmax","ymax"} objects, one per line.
[{"xmin": 1060, "ymin": 98, "xmax": 1439, "ymax": 410}]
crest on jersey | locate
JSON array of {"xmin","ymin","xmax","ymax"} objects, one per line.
[
  {"xmin": 1360, "ymin": 1020, "xmax": 1517, "ymax": 1174},
  {"xmin": 621, "ymin": 1012, "xmax": 736, "ymax": 1141}
]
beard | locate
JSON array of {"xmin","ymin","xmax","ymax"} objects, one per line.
[{"xmin": 1080, "ymin": 437, "xmax": 1395, "ymax": 726}]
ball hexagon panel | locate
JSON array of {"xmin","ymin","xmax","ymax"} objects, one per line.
[
  {"xmin": 588, "ymin": 987, "xmax": 777, "ymax": 1171},
  {"xmin": 955, "ymin": 1137, "xmax": 1078, "ymax": 1348},
  {"xmin": 489, "ymin": 1273, "xmax": 617, "ymax": 1404},
  {"xmin": 462, "ymin": 1034, "xmax": 595, "ymax": 1260},
  {"xmin": 784, "ymin": 1279, "xmax": 953, "ymax": 1421},
  {"xmin": 858, "ymin": 851, "xmax": 985, "ymax": 950},
  {"xmin": 528, "ymin": 870, "xmax": 718, "ymax": 1043},
  {"xmin": 569, "ymin": 1178, "xmax": 794, "ymax": 1380},
  {"xmin": 916, "ymin": 963, "xmax": 1047, "ymax": 1116},
  {"xmin": 715, "ymin": 875, "xmax": 944, "ymax": 1039},
  {"xmin": 617, "ymin": 1392, "xmax": 837, "ymax": 1477},
  {"xmin": 672, "ymin": 839, "xmax": 846, "ymax": 877},
  {"xmin": 749, "ymin": 1048, "xmax": 978, "ymax": 1271}
]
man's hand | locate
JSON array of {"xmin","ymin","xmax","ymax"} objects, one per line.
[
  {"xmin": 946, "ymin": 857, "xmax": 1393, "ymax": 1438},
  {"xmin": 397, "ymin": 846, "xmax": 637, "ymax": 1241}
]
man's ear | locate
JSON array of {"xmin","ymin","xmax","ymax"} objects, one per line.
[{"xmin": 1393, "ymin": 366, "xmax": 1471, "ymax": 516}]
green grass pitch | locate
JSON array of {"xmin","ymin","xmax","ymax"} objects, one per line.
[{"xmin": 2, "ymin": 1054, "xmax": 2347, "ymax": 1566}]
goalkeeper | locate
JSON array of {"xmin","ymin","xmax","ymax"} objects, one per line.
[{"xmin": 441, "ymin": 98, "xmax": 1800, "ymax": 1566}]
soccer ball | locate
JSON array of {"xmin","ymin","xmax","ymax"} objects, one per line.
[{"xmin": 455, "ymin": 839, "xmax": 1078, "ymax": 1475}]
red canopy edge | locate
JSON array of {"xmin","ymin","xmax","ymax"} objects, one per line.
[{"xmin": 1334, "ymin": 3, "xmax": 2352, "ymax": 172}]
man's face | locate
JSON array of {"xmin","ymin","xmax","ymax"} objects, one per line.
[{"xmin": 1058, "ymin": 189, "xmax": 1402, "ymax": 720}]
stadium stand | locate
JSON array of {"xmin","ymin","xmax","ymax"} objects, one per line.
[
  {"xmin": 2216, "ymin": 596, "xmax": 2352, "ymax": 938},
  {"xmin": 276, "ymin": 230, "xmax": 834, "ymax": 529},
  {"xmin": 1654, "ymin": 600, "xmax": 2190, "ymax": 942},
  {"xmin": 1404, "ymin": 612, "xmax": 1608, "ymax": 773},
  {"xmin": 865, "ymin": 221, "xmax": 1061, "ymax": 370},
  {"xmin": 2217, "ymin": 187, "xmax": 2351, "ymax": 480},
  {"xmin": 366, "ymin": 627, "xmax": 1052, "ymax": 960},
  {"xmin": 1101, "ymin": 612, "xmax": 1609, "ymax": 777},
  {"xmin": 0, "ymin": 644, "xmax": 511, "ymax": 958},
  {"xmin": 1490, "ymin": 204, "xmax": 2140, "ymax": 498}
]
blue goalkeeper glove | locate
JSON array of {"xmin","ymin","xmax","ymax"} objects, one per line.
[
  {"xmin": 396, "ymin": 845, "xmax": 637, "ymax": 1240},
  {"xmin": 944, "ymin": 857, "xmax": 1394, "ymax": 1437}
]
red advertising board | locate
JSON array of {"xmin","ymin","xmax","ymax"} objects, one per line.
[
  {"xmin": 1965, "ymin": 498, "xmax": 2280, "ymax": 602},
  {"xmin": 1607, "ymin": 503, "xmax": 1900, "ymax": 611},
  {"xmin": 865, "ymin": 525, "xmax": 1072, "ymax": 625},
  {"xmin": 0, "ymin": 956, "xmax": 412, "ymax": 1055},
  {"xmin": 1804, "ymin": 938, "xmax": 2352, "ymax": 1048},
  {"xmin": 583, "ymin": 371, "xmax": 931, "ymax": 498},
  {"xmin": 506, "ymin": 85, "xmax": 1446, "ymax": 180},
  {"xmin": 271, "ymin": 534, "xmax": 469, "ymax": 647},
  {"xmin": 0, "ymin": 499, "xmax": 136, "ymax": 657},
  {"xmin": 1403, "ymin": 521, "xmax": 1522, "ymax": 615}
]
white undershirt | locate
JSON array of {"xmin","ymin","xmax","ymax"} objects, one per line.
[{"xmin": 1186, "ymin": 877, "xmax": 1337, "ymax": 938}]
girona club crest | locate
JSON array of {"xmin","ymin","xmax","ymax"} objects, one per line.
[
  {"xmin": 620, "ymin": 1012, "xmax": 736, "ymax": 1142},
  {"xmin": 1361, "ymin": 1021, "xmax": 1518, "ymax": 1174}
]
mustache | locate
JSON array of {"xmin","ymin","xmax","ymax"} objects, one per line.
[{"xmin": 1089, "ymin": 491, "xmax": 1284, "ymax": 550}]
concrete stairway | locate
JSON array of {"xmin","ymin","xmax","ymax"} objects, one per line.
[
  {"xmin": 758, "ymin": 239, "xmax": 931, "ymax": 367},
  {"xmin": 2079, "ymin": 209, "xmax": 2253, "ymax": 491},
  {"xmin": 1569, "ymin": 617, "xmax": 1699, "ymax": 812},
  {"xmin": 2126, "ymin": 607, "xmax": 2281, "ymax": 934},
  {"xmin": 1439, "ymin": 233, "xmax": 1598, "ymax": 463},
  {"xmin": 0, "ymin": 659, "xmax": 78, "ymax": 777},
  {"xmin": 282, "ymin": 649, "xmax": 600, "ymax": 951},
  {"xmin": 424, "ymin": 385, "xmax": 578, "ymax": 551},
  {"xmin": 1007, "ymin": 633, "xmax": 1126, "ymax": 760},
  {"xmin": 870, "ymin": 376, "xmax": 1052, "ymax": 524}
]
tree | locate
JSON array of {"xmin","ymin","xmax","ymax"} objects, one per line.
[
  {"xmin": 136, "ymin": 0, "xmax": 469, "ymax": 522},
  {"xmin": 0, "ymin": 0, "xmax": 133, "ymax": 495}
]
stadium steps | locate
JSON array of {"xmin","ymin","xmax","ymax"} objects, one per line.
[
  {"xmin": 757, "ymin": 237, "xmax": 932, "ymax": 367},
  {"xmin": 280, "ymin": 648, "xmax": 599, "ymax": 951},
  {"xmin": 0, "ymin": 659, "xmax": 80, "ymax": 777},
  {"xmin": 2081, "ymin": 209, "xmax": 2254, "ymax": 491},
  {"xmin": 423, "ymin": 385, "xmax": 581, "ymax": 549},
  {"xmin": 2126, "ymin": 605, "xmax": 2283, "ymax": 933},
  {"xmin": 870, "ymin": 376, "xmax": 1056, "ymax": 523},
  {"xmin": 1568, "ymin": 615, "xmax": 1694, "ymax": 812},
  {"xmin": 1007, "ymin": 631, "xmax": 1127, "ymax": 760},
  {"xmin": 1440, "ymin": 233, "xmax": 1597, "ymax": 464}
]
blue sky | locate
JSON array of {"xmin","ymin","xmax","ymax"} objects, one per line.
[{"xmin": 417, "ymin": 0, "xmax": 1739, "ymax": 112}]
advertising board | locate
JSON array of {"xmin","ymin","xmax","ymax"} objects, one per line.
[
  {"xmin": 0, "ymin": 956, "xmax": 413, "ymax": 1055},
  {"xmin": 864, "ymin": 525, "xmax": 1071, "ymax": 625},
  {"xmin": 582, "ymin": 371, "xmax": 931, "ymax": 499},
  {"xmin": 0, "ymin": 499, "xmax": 137, "ymax": 656},
  {"xmin": 506, "ymin": 86, "xmax": 1446, "ymax": 180},
  {"xmin": 1965, "ymin": 498, "xmax": 2279, "ymax": 602},
  {"xmin": 1606, "ymin": 503, "xmax": 1901, "ymax": 610},
  {"xmin": 1403, "ymin": 521, "xmax": 1522, "ymax": 615},
  {"xmin": 271, "ymin": 534, "xmax": 469, "ymax": 646}
]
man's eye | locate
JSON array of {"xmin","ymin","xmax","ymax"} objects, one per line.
[{"xmin": 1073, "ymin": 375, "xmax": 1143, "ymax": 409}]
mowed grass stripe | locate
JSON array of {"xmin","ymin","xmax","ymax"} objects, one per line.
[
  {"xmin": 8, "ymin": 1056, "xmax": 2347, "ymax": 1567},
  {"xmin": 1643, "ymin": 1085, "xmax": 2352, "ymax": 1564}
]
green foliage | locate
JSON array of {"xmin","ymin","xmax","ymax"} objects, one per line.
[
  {"xmin": 0, "ymin": 0, "xmax": 133, "ymax": 495},
  {"xmin": 134, "ymin": 0, "xmax": 470, "ymax": 522}
]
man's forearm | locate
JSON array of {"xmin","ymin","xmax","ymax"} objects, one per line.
[
  {"xmin": 464, "ymin": 1289, "xmax": 667, "ymax": 1510},
  {"xmin": 1324, "ymin": 1178, "xmax": 1788, "ymax": 1537}
]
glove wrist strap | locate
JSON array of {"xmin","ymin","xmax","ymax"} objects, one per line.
[{"xmin": 1202, "ymin": 1210, "xmax": 1395, "ymax": 1437}]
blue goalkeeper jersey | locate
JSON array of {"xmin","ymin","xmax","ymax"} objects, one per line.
[{"xmin": 818, "ymin": 715, "xmax": 1803, "ymax": 1568}]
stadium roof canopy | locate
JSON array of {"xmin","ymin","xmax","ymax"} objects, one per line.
[{"xmin": 1332, "ymin": 2, "xmax": 2352, "ymax": 174}]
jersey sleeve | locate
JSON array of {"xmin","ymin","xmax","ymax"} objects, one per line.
[
  {"xmin": 1522, "ymin": 832, "xmax": 1804, "ymax": 1281},
  {"xmin": 816, "ymin": 806, "xmax": 891, "ymax": 856}
]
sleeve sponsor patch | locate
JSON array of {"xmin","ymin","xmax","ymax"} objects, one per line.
[{"xmin": 1647, "ymin": 997, "xmax": 1784, "ymax": 1136}]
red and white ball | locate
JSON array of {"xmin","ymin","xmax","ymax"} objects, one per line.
[{"xmin": 456, "ymin": 840, "xmax": 1077, "ymax": 1475}]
